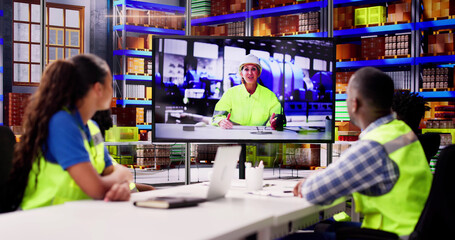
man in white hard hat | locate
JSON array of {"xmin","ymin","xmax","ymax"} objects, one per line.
[{"xmin": 212, "ymin": 54, "xmax": 281, "ymax": 129}]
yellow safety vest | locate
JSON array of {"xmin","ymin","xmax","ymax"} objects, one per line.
[
  {"xmin": 353, "ymin": 120, "xmax": 432, "ymax": 236},
  {"xmin": 21, "ymin": 120, "xmax": 106, "ymax": 210},
  {"xmin": 212, "ymin": 84, "xmax": 281, "ymax": 126}
]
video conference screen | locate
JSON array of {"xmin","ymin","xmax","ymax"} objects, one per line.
[{"xmin": 152, "ymin": 36, "xmax": 335, "ymax": 143}]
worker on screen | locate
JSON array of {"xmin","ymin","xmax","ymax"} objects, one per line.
[{"xmin": 212, "ymin": 54, "xmax": 281, "ymax": 129}]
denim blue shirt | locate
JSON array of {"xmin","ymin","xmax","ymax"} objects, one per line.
[
  {"xmin": 301, "ymin": 114, "xmax": 400, "ymax": 205},
  {"xmin": 44, "ymin": 109, "xmax": 112, "ymax": 170}
]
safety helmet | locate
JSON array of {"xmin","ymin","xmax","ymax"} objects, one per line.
[{"xmin": 239, "ymin": 54, "xmax": 262, "ymax": 76}]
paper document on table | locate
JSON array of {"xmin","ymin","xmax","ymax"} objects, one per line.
[{"xmin": 248, "ymin": 189, "xmax": 295, "ymax": 198}]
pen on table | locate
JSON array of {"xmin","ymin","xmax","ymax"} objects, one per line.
[{"xmin": 283, "ymin": 190, "xmax": 292, "ymax": 193}]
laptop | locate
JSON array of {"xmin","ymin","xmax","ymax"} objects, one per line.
[{"xmin": 134, "ymin": 146, "xmax": 242, "ymax": 208}]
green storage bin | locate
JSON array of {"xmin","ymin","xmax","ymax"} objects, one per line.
[
  {"xmin": 355, "ymin": 8, "xmax": 368, "ymax": 26},
  {"xmin": 368, "ymin": 6, "xmax": 386, "ymax": 25},
  {"xmin": 105, "ymin": 126, "xmax": 139, "ymax": 142}
]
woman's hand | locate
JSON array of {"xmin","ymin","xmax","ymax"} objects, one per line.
[
  {"xmin": 270, "ymin": 113, "xmax": 277, "ymax": 130},
  {"xmin": 104, "ymin": 182, "xmax": 131, "ymax": 201},
  {"xmin": 219, "ymin": 113, "xmax": 233, "ymax": 129},
  {"xmin": 112, "ymin": 164, "xmax": 133, "ymax": 183},
  {"xmin": 293, "ymin": 179, "xmax": 305, "ymax": 198}
]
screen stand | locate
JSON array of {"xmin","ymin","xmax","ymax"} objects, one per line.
[
  {"xmin": 185, "ymin": 142, "xmax": 191, "ymax": 185},
  {"xmin": 239, "ymin": 144, "xmax": 246, "ymax": 179}
]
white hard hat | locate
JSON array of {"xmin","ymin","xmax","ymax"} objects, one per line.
[{"xmin": 239, "ymin": 54, "xmax": 262, "ymax": 76}]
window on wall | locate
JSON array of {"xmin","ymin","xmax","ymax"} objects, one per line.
[{"xmin": 13, "ymin": 0, "xmax": 84, "ymax": 85}]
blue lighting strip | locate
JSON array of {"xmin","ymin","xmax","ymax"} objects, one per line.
[
  {"xmin": 113, "ymin": 49, "xmax": 152, "ymax": 58},
  {"xmin": 287, "ymin": 31, "xmax": 328, "ymax": 38},
  {"xmin": 416, "ymin": 55, "xmax": 455, "ymax": 65},
  {"xmin": 113, "ymin": 24, "xmax": 184, "ymax": 35},
  {"xmin": 137, "ymin": 125, "xmax": 152, "ymax": 130},
  {"xmin": 116, "ymin": 99, "xmax": 152, "ymax": 105},
  {"xmin": 418, "ymin": 91, "xmax": 455, "ymax": 99},
  {"xmin": 249, "ymin": 1, "xmax": 324, "ymax": 19},
  {"xmin": 417, "ymin": 19, "xmax": 455, "ymax": 31},
  {"xmin": 192, "ymin": 12, "xmax": 247, "ymax": 26},
  {"xmin": 336, "ymin": 94, "xmax": 347, "ymax": 100},
  {"xmin": 336, "ymin": 57, "xmax": 414, "ymax": 69},
  {"xmin": 0, "ymin": 10, "xmax": 3, "ymax": 17},
  {"xmin": 114, "ymin": 74, "xmax": 152, "ymax": 81},
  {"xmin": 334, "ymin": 0, "xmax": 392, "ymax": 7},
  {"xmin": 334, "ymin": 23, "xmax": 414, "ymax": 38},
  {"xmin": 0, "ymin": 95, "xmax": 3, "ymax": 101},
  {"xmin": 0, "ymin": 67, "xmax": 3, "ymax": 73},
  {"xmin": 114, "ymin": 0, "xmax": 185, "ymax": 13},
  {"xmin": 0, "ymin": 38, "xmax": 3, "ymax": 45}
]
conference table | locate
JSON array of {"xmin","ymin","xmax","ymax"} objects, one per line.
[{"xmin": 0, "ymin": 179, "xmax": 346, "ymax": 240}]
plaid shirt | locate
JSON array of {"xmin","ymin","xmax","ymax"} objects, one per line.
[{"xmin": 301, "ymin": 114, "xmax": 400, "ymax": 205}]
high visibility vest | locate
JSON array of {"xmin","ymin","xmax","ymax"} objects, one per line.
[
  {"xmin": 21, "ymin": 120, "xmax": 105, "ymax": 210},
  {"xmin": 353, "ymin": 120, "xmax": 432, "ymax": 236},
  {"xmin": 212, "ymin": 84, "xmax": 281, "ymax": 126}
]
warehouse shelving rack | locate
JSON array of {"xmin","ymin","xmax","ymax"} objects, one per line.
[
  {"xmin": 112, "ymin": 0, "xmax": 185, "ymax": 133},
  {"xmin": 0, "ymin": 9, "xmax": 3, "ymax": 126}
]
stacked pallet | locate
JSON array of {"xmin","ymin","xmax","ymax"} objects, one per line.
[
  {"xmin": 387, "ymin": 1, "xmax": 411, "ymax": 22},
  {"xmin": 422, "ymin": 0, "xmax": 455, "ymax": 19},
  {"xmin": 361, "ymin": 37, "xmax": 385, "ymax": 59},
  {"xmin": 192, "ymin": 0, "xmax": 211, "ymax": 16},
  {"xmin": 211, "ymin": 0, "xmax": 229, "ymax": 15},
  {"xmin": 253, "ymin": 17, "xmax": 277, "ymax": 36},
  {"xmin": 335, "ymin": 72, "xmax": 354, "ymax": 93},
  {"xmin": 8, "ymin": 93, "xmax": 31, "ymax": 126},
  {"xmin": 336, "ymin": 43, "xmax": 360, "ymax": 60},
  {"xmin": 385, "ymin": 35, "xmax": 410, "ymax": 56},
  {"xmin": 427, "ymin": 33, "xmax": 454, "ymax": 54},
  {"xmin": 333, "ymin": 6, "xmax": 354, "ymax": 29},
  {"xmin": 422, "ymin": 67, "xmax": 454, "ymax": 89},
  {"xmin": 227, "ymin": 21, "xmax": 245, "ymax": 36},
  {"xmin": 299, "ymin": 11, "xmax": 319, "ymax": 32}
]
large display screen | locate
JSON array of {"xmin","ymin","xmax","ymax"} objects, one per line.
[{"xmin": 152, "ymin": 36, "xmax": 335, "ymax": 143}]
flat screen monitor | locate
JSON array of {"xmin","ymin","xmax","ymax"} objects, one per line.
[{"xmin": 152, "ymin": 36, "xmax": 335, "ymax": 143}]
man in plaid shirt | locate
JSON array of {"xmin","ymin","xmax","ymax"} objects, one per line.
[{"xmin": 292, "ymin": 67, "xmax": 432, "ymax": 239}]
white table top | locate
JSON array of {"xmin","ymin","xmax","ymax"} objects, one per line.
[
  {"xmin": 0, "ymin": 179, "xmax": 343, "ymax": 240},
  {"xmin": 155, "ymin": 123, "xmax": 330, "ymax": 141}
]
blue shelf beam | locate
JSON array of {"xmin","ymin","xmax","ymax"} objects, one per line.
[
  {"xmin": 0, "ymin": 95, "xmax": 3, "ymax": 101},
  {"xmin": 137, "ymin": 125, "xmax": 152, "ymax": 130},
  {"xmin": 417, "ymin": 19, "xmax": 455, "ymax": 31},
  {"xmin": 250, "ymin": 1, "xmax": 325, "ymax": 19},
  {"xmin": 334, "ymin": 0, "xmax": 393, "ymax": 7},
  {"xmin": 336, "ymin": 94, "xmax": 347, "ymax": 101},
  {"xmin": 0, "ymin": 10, "xmax": 3, "ymax": 17},
  {"xmin": 287, "ymin": 31, "xmax": 328, "ymax": 38},
  {"xmin": 114, "ymin": 0, "xmax": 185, "ymax": 13},
  {"xmin": 336, "ymin": 57, "xmax": 414, "ymax": 69},
  {"xmin": 416, "ymin": 55, "xmax": 455, "ymax": 65},
  {"xmin": 0, "ymin": 38, "xmax": 3, "ymax": 45},
  {"xmin": 418, "ymin": 91, "xmax": 455, "ymax": 99},
  {"xmin": 116, "ymin": 99, "xmax": 152, "ymax": 105},
  {"xmin": 334, "ymin": 23, "xmax": 414, "ymax": 38},
  {"xmin": 114, "ymin": 24, "xmax": 184, "ymax": 35},
  {"xmin": 113, "ymin": 49, "xmax": 152, "ymax": 58},
  {"xmin": 192, "ymin": 12, "xmax": 247, "ymax": 26},
  {"xmin": 114, "ymin": 74, "xmax": 152, "ymax": 81}
]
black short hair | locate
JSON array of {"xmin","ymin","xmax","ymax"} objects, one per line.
[
  {"xmin": 392, "ymin": 91, "xmax": 430, "ymax": 132},
  {"xmin": 352, "ymin": 67, "xmax": 394, "ymax": 110}
]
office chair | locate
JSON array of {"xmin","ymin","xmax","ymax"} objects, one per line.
[
  {"xmin": 409, "ymin": 144, "xmax": 455, "ymax": 240},
  {"xmin": 0, "ymin": 126, "xmax": 16, "ymax": 213},
  {"xmin": 333, "ymin": 144, "xmax": 455, "ymax": 240},
  {"xmin": 0, "ymin": 126, "xmax": 15, "ymax": 187}
]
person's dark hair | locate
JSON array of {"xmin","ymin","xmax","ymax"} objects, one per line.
[
  {"xmin": 392, "ymin": 91, "xmax": 431, "ymax": 132},
  {"xmin": 351, "ymin": 67, "xmax": 394, "ymax": 111},
  {"xmin": 3, "ymin": 54, "xmax": 110, "ymax": 212},
  {"xmin": 91, "ymin": 110, "xmax": 113, "ymax": 138}
]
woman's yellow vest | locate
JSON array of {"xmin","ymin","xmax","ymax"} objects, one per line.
[
  {"xmin": 353, "ymin": 120, "xmax": 433, "ymax": 236},
  {"xmin": 21, "ymin": 120, "xmax": 105, "ymax": 210}
]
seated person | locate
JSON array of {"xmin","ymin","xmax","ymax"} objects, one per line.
[{"xmin": 212, "ymin": 54, "xmax": 281, "ymax": 129}]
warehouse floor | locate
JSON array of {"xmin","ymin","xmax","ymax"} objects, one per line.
[{"xmin": 131, "ymin": 165, "xmax": 313, "ymax": 186}]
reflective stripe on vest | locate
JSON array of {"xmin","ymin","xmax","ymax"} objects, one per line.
[
  {"xmin": 353, "ymin": 120, "xmax": 432, "ymax": 236},
  {"xmin": 21, "ymin": 120, "xmax": 106, "ymax": 210}
]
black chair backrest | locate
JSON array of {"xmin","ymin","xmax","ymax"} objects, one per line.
[
  {"xmin": 0, "ymin": 126, "xmax": 15, "ymax": 186},
  {"xmin": 410, "ymin": 144, "xmax": 455, "ymax": 240}
]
